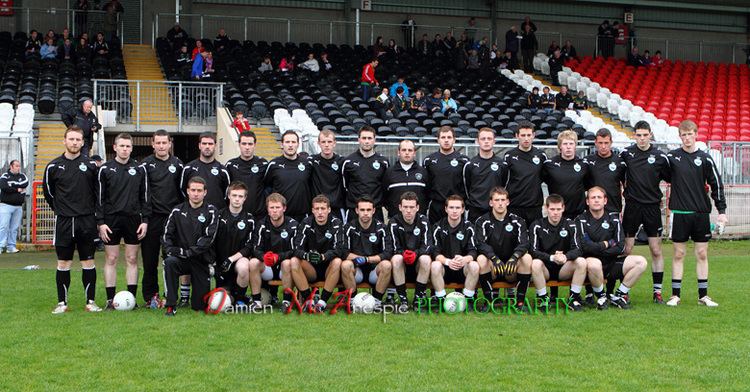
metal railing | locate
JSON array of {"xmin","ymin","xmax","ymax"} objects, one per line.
[
  {"xmin": 0, "ymin": 7, "xmax": 124, "ymax": 45},
  {"xmin": 153, "ymin": 13, "xmax": 490, "ymax": 48},
  {"xmin": 92, "ymin": 79, "xmax": 224, "ymax": 132},
  {"xmin": 706, "ymin": 142, "xmax": 750, "ymax": 185}
]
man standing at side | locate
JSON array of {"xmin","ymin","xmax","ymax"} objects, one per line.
[
  {"xmin": 0, "ymin": 159, "xmax": 29, "ymax": 253},
  {"xmin": 61, "ymin": 99, "xmax": 100, "ymax": 157}
]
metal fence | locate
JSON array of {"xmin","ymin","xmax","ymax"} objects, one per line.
[
  {"xmin": 153, "ymin": 13, "xmax": 490, "ymax": 48},
  {"xmin": 92, "ymin": 79, "xmax": 224, "ymax": 132},
  {"xmin": 706, "ymin": 142, "xmax": 750, "ymax": 185},
  {"xmin": 0, "ymin": 7, "xmax": 124, "ymax": 44}
]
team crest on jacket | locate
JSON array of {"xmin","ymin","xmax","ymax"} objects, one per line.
[
  {"xmin": 450, "ymin": 159, "xmax": 458, "ymax": 167},
  {"xmin": 331, "ymin": 163, "xmax": 339, "ymax": 171},
  {"xmin": 532, "ymin": 156, "xmax": 541, "ymax": 165},
  {"xmin": 369, "ymin": 233, "xmax": 378, "ymax": 243},
  {"xmin": 237, "ymin": 221, "xmax": 246, "ymax": 230},
  {"xmin": 602, "ymin": 221, "xmax": 610, "ymax": 229},
  {"xmin": 251, "ymin": 165, "xmax": 259, "ymax": 173},
  {"xmin": 298, "ymin": 163, "xmax": 306, "ymax": 171},
  {"xmin": 608, "ymin": 162, "xmax": 617, "ymax": 171},
  {"xmin": 560, "ymin": 229, "xmax": 568, "ymax": 237},
  {"xmin": 128, "ymin": 167, "xmax": 136, "ymax": 176},
  {"xmin": 372, "ymin": 161, "xmax": 381, "ymax": 170},
  {"xmin": 79, "ymin": 163, "xmax": 87, "ymax": 171},
  {"xmin": 413, "ymin": 227, "xmax": 421, "ymax": 235},
  {"xmin": 694, "ymin": 157, "xmax": 702, "ymax": 166},
  {"xmin": 456, "ymin": 232, "xmax": 464, "ymax": 240},
  {"xmin": 211, "ymin": 168, "xmax": 219, "ymax": 176},
  {"xmin": 491, "ymin": 163, "xmax": 499, "ymax": 171},
  {"xmin": 198, "ymin": 214, "xmax": 206, "ymax": 223},
  {"xmin": 281, "ymin": 230, "xmax": 289, "ymax": 239},
  {"xmin": 415, "ymin": 173, "xmax": 423, "ymax": 181},
  {"xmin": 168, "ymin": 164, "xmax": 177, "ymax": 173},
  {"xmin": 505, "ymin": 223, "xmax": 513, "ymax": 232},
  {"xmin": 325, "ymin": 231, "xmax": 333, "ymax": 239},
  {"xmin": 573, "ymin": 163, "xmax": 581, "ymax": 172},
  {"xmin": 647, "ymin": 155, "xmax": 655, "ymax": 164}
]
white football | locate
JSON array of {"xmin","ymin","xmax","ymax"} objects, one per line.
[
  {"xmin": 351, "ymin": 292, "xmax": 377, "ymax": 313},
  {"xmin": 113, "ymin": 291, "xmax": 136, "ymax": 311},
  {"xmin": 443, "ymin": 291, "xmax": 467, "ymax": 313},
  {"xmin": 206, "ymin": 288, "xmax": 232, "ymax": 314}
]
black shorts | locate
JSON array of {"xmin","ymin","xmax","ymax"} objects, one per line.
[
  {"xmin": 312, "ymin": 261, "xmax": 331, "ymax": 282},
  {"xmin": 404, "ymin": 262, "xmax": 418, "ymax": 283},
  {"xmin": 623, "ymin": 200, "xmax": 662, "ymax": 237},
  {"xmin": 603, "ymin": 260, "xmax": 624, "ymax": 281},
  {"xmin": 670, "ymin": 212, "xmax": 711, "ymax": 243},
  {"xmin": 217, "ymin": 268, "xmax": 238, "ymax": 290},
  {"xmin": 508, "ymin": 206, "xmax": 543, "ymax": 227},
  {"xmin": 54, "ymin": 215, "xmax": 97, "ymax": 261},
  {"xmin": 103, "ymin": 214, "xmax": 143, "ymax": 245},
  {"xmin": 444, "ymin": 266, "xmax": 467, "ymax": 284},
  {"xmin": 543, "ymin": 260, "xmax": 563, "ymax": 281}
]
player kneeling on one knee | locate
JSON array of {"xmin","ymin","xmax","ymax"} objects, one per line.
[
  {"xmin": 475, "ymin": 187, "xmax": 533, "ymax": 309},
  {"xmin": 341, "ymin": 197, "xmax": 393, "ymax": 304},
  {"xmin": 291, "ymin": 195, "xmax": 345, "ymax": 312},
  {"xmin": 529, "ymin": 194, "xmax": 587, "ymax": 311},
  {"xmin": 388, "ymin": 192, "xmax": 433, "ymax": 308},
  {"xmin": 576, "ymin": 186, "xmax": 647, "ymax": 310},
  {"xmin": 252, "ymin": 193, "xmax": 299, "ymax": 313},
  {"xmin": 429, "ymin": 195, "xmax": 480, "ymax": 310}
]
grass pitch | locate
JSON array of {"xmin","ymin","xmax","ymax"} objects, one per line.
[{"xmin": 0, "ymin": 241, "xmax": 748, "ymax": 391}]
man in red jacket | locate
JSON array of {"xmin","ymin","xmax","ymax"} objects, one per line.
[{"xmin": 361, "ymin": 58, "xmax": 379, "ymax": 101}]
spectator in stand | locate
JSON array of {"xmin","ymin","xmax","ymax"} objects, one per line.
[
  {"xmin": 600, "ymin": 20, "xmax": 615, "ymax": 58},
  {"xmin": 628, "ymin": 46, "xmax": 643, "ymax": 67},
  {"xmin": 548, "ymin": 48, "xmax": 563, "ymax": 86},
  {"xmin": 401, "ymin": 15, "xmax": 417, "ymax": 49},
  {"xmin": 465, "ymin": 17, "xmax": 477, "ymax": 45},
  {"xmin": 417, "ymin": 34, "xmax": 430, "ymax": 56},
  {"xmin": 520, "ymin": 24, "xmax": 538, "ymax": 72},
  {"xmin": 299, "ymin": 53, "xmax": 320, "ymax": 75},
  {"xmin": 540, "ymin": 86, "xmax": 556, "ymax": 112},
  {"xmin": 375, "ymin": 89, "xmax": 394, "ymax": 120},
  {"xmin": 0, "ymin": 159, "xmax": 28, "ymax": 254},
  {"xmin": 360, "ymin": 58, "xmax": 379, "ymax": 101},
  {"xmin": 45, "ymin": 30, "xmax": 58, "ymax": 45},
  {"xmin": 561, "ymin": 40, "xmax": 577, "ymax": 61},
  {"xmin": 505, "ymin": 26, "xmax": 521, "ymax": 63},
  {"xmin": 279, "ymin": 54, "xmax": 295, "ymax": 73},
  {"xmin": 527, "ymin": 86, "xmax": 542, "ymax": 109},
  {"xmin": 57, "ymin": 28, "xmax": 71, "ymax": 46},
  {"xmin": 521, "ymin": 16, "xmax": 537, "ymax": 32},
  {"xmin": 214, "ymin": 28, "xmax": 230, "ymax": 54},
  {"xmin": 202, "ymin": 52, "xmax": 215, "ymax": 79},
  {"xmin": 441, "ymin": 89, "xmax": 458, "ymax": 114},
  {"xmin": 258, "ymin": 55, "xmax": 273, "ymax": 73},
  {"xmin": 641, "ymin": 50, "xmax": 652, "ymax": 66},
  {"xmin": 373, "ymin": 36, "xmax": 386, "ymax": 57},
  {"xmin": 555, "ymin": 86, "xmax": 574, "ymax": 110},
  {"xmin": 409, "ymin": 89, "xmax": 428, "ymax": 113},
  {"xmin": 191, "ymin": 40, "xmax": 204, "ymax": 61},
  {"xmin": 454, "ymin": 41, "xmax": 468, "ymax": 71},
  {"xmin": 92, "ymin": 32, "xmax": 109, "ymax": 58},
  {"xmin": 444, "ymin": 31, "xmax": 457, "ymax": 51},
  {"xmin": 233, "ymin": 112, "xmax": 251, "ymax": 134},
  {"xmin": 432, "ymin": 34, "xmax": 445, "ymax": 57},
  {"xmin": 167, "ymin": 24, "xmax": 189, "ymax": 51},
  {"xmin": 75, "ymin": 0, "xmax": 90, "ymax": 38},
  {"xmin": 176, "ymin": 44, "xmax": 191, "ymax": 66},
  {"xmin": 61, "ymin": 99, "xmax": 100, "ymax": 157},
  {"xmin": 427, "ymin": 87, "xmax": 442, "ymax": 113},
  {"xmin": 75, "ymin": 37, "xmax": 91, "ymax": 63},
  {"xmin": 389, "ymin": 76, "xmax": 410, "ymax": 99},
  {"xmin": 103, "ymin": 3, "xmax": 118, "ymax": 43},
  {"xmin": 191, "ymin": 51, "xmax": 205, "ymax": 79},
  {"xmin": 41, "ymin": 38, "xmax": 59, "ymax": 60},
  {"xmin": 103, "ymin": 0, "xmax": 124, "ymax": 13},
  {"xmin": 25, "ymin": 30, "xmax": 41, "ymax": 59},
  {"xmin": 58, "ymin": 38, "xmax": 75, "ymax": 61},
  {"xmin": 499, "ymin": 50, "xmax": 515, "ymax": 70},
  {"xmin": 651, "ymin": 50, "xmax": 664, "ymax": 66},
  {"xmin": 573, "ymin": 90, "xmax": 588, "ymax": 111},
  {"xmin": 387, "ymin": 39, "xmax": 403, "ymax": 57},
  {"xmin": 320, "ymin": 52, "xmax": 333, "ymax": 74},
  {"xmin": 547, "ymin": 40, "xmax": 560, "ymax": 57},
  {"xmin": 466, "ymin": 49, "xmax": 480, "ymax": 70},
  {"xmin": 392, "ymin": 87, "xmax": 408, "ymax": 115},
  {"xmin": 458, "ymin": 32, "xmax": 469, "ymax": 47}
]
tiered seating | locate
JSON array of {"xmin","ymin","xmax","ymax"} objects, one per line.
[{"xmin": 566, "ymin": 56, "xmax": 750, "ymax": 142}]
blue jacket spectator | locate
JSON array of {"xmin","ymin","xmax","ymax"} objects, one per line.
[
  {"xmin": 440, "ymin": 89, "xmax": 458, "ymax": 114},
  {"xmin": 191, "ymin": 52, "xmax": 205, "ymax": 79},
  {"xmin": 40, "ymin": 39, "xmax": 58, "ymax": 60},
  {"xmin": 389, "ymin": 78, "xmax": 410, "ymax": 98}
]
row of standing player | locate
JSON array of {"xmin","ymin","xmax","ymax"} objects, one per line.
[{"xmin": 42, "ymin": 118, "xmax": 726, "ymax": 314}]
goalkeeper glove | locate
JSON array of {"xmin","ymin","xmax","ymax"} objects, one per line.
[
  {"xmin": 219, "ymin": 257, "xmax": 234, "ymax": 273},
  {"xmin": 263, "ymin": 251, "xmax": 279, "ymax": 267},
  {"xmin": 402, "ymin": 250, "xmax": 417, "ymax": 265},
  {"xmin": 353, "ymin": 256, "xmax": 368, "ymax": 266},
  {"xmin": 306, "ymin": 251, "xmax": 323, "ymax": 264},
  {"xmin": 490, "ymin": 256, "xmax": 505, "ymax": 279}
]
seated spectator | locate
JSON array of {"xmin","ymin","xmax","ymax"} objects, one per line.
[
  {"xmin": 167, "ymin": 24, "xmax": 189, "ymax": 50},
  {"xmin": 58, "ymin": 38, "xmax": 75, "ymax": 61},
  {"xmin": 427, "ymin": 87, "xmax": 442, "ymax": 113},
  {"xmin": 540, "ymin": 86, "xmax": 556, "ymax": 112},
  {"xmin": 387, "ymin": 39, "xmax": 403, "ymax": 56},
  {"xmin": 573, "ymin": 90, "xmax": 588, "ymax": 111},
  {"xmin": 373, "ymin": 36, "xmax": 387, "ymax": 57},
  {"xmin": 375, "ymin": 90, "xmax": 394, "ymax": 120},
  {"xmin": 443, "ymin": 31, "xmax": 456, "ymax": 51},
  {"xmin": 202, "ymin": 52, "xmax": 215, "ymax": 79},
  {"xmin": 214, "ymin": 28, "xmax": 230, "ymax": 53},
  {"xmin": 548, "ymin": 49, "xmax": 563, "ymax": 85},
  {"xmin": 233, "ymin": 111, "xmax": 251, "ymax": 133},
  {"xmin": 651, "ymin": 50, "xmax": 664, "ymax": 66},
  {"xmin": 258, "ymin": 55, "xmax": 273, "ymax": 73},
  {"xmin": 392, "ymin": 87, "xmax": 408, "ymax": 114},
  {"xmin": 502, "ymin": 50, "xmax": 517, "ymax": 70},
  {"xmin": 389, "ymin": 76, "xmax": 409, "ymax": 98},
  {"xmin": 299, "ymin": 53, "xmax": 320, "ymax": 73},
  {"xmin": 641, "ymin": 50, "xmax": 652, "ymax": 66},
  {"xmin": 92, "ymin": 32, "xmax": 109, "ymax": 58},
  {"xmin": 496, "ymin": 50, "xmax": 511, "ymax": 70},
  {"xmin": 57, "ymin": 28, "xmax": 71, "ymax": 47},
  {"xmin": 527, "ymin": 86, "xmax": 542, "ymax": 109},
  {"xmin": 320, "ymin": 52, "xmax": 333, "ymax": 74},
  {"xmin": 441, "ymin": 89, "xmax": 458, "ymax": 114},
  {"xmin": 279, "ymin": 55, "xmax": 295, "ymax": 73},
  {"xmin": 75, "ymin": 37, "xmax": 91, "ymax": 63},
  {"xmin": 466, "ymin": 49, "xmax": 480, "ymax": 70},
  {"xmin": 628, "ymin": 46, "xmax": 642, "ymax": 67},
  {"xmin": 417, "ymin": 34, "xmax": 430, "ymax": 56},
  {"xmin": 432, "ymin": 34, "xmax": 445, "ymax": 57},
  {"xmin": 547, "ymin": 40, "xmax": 560, "ymax": 57},
  {"xmin": 561, "ymin": 40, "xmax": 577, "ymax": 61},
  {"xmin": 555, "ymin": 86, "xmax": 573, "ymax": 110},
  {"xmin": 191, "ymin": 40, "xmax": 204, "ymax": 61},
  {"xmin": 45, "ymin": 29, "xmax": 58, "ymax": 45},
  {"xmin": 176, "ymin": 44, "xmax": 191, "ymax": 66},
  {"xmin": 40, "ymin": 38, "xmax": 58, "ymax": 60},
  {"xmin": 191, "ymin": 51, "xmax": 205, "ymax": 79},
  {"xmin": 25, "ymin": 30, "xmax": 41, "ymax": 58},
  {"xmin": 409, "ymin": 89, "xmax": 428, "ymax": 113}
]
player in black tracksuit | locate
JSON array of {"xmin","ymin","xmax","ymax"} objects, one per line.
[
  {"xmin": 265, "ymin": 156, "xmax": 312, "ymax": 222},
  {"xmin": 140, "ymin": 133, "xmax": 184, "ymax": 306},
  {"xmin": 502, "ymin": 122, "xmax": 547, "ymax": 226},
  {"xmin": 619, "ymin": 121, "xmax": 671, "ymax": 303},
  {"xmin": 96, "ymin": 135, "xmax": 150, "ymax": 306},
  {"xmin": 292, "ymin": 196, "xmax": 345, "ymax": 311},
  {"xmin": 387, "ymin": 195, "xmax": 432, "ymax": 306},
  {"xmin": 310, "ymin": 130, "xmax": 346, "ymax": 221},
  {"xmin": 664, "ymin": 122, "xmax": 727, "ymax": 306},
  {"xmin": 225, "ymin": 131, "xmax": 268, "ymax": 218},
  {"xmin": 341, "ymin": 128, "xmax": 390, "ymax": 222},
  {"xmin": 576, "ymin": 186, "xmax": 647, "ymax": 310},
  {"xmin": 162, "ymin": 177, "xmax": 219, "ymax": 314},
  {"xmin": 181, "ymin": 134, "xmax": 230, "ymax": 210},
  {"xmin": 213, "ymin": 202, "xmax": 256, "ymax": 302},
  {"xmin": 44, "ymin": 127, "xmax": 101, "ymax": 313},
  {"xmin": 463, "ymin": 129, "xmax": 505, "ymax": 221},
  {"xmin": 584, "ymin": 129, "xmax": 626, "ymax": 213},
  {"xmin": 341, "ymin": 198, "xmax": 394, "ymax": 302},
  {"xmin": 383, "ymin": 142, "xmax": 428, "ymax": 218},
  {"xmin": 475, "ymin": 188, "xmax": 532, "ymax": 307},
  {"xmin": 422, "ymin": 127, "xmax": 470, "ymax": 222},
  {"xmin": 542, "ymin": 153, "xmax": 589, "ymax": 219}
]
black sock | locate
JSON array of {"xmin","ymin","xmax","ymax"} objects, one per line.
[
  {"xmin": 396, "ymin": 284, "xmax": 407, "ymax": 298},
  {"xmin": 584, "ymin": 285, "xmax": 592, "ymax": 296},
  {"xmin": 321, "ymin": 289, "xmax": 333, "ymax": 303},
  {"xmin": 372, "ymin": 290, "xmax": 384, "ymax": 301},
  {"xmin": 479, "ymin": 272, "xmax": 494, "ymax": 300},
  {"xmin": 606, "ymin": 279, "xmax": 616, "ymax": 296},
  {"xmin": 82, "ymin": 267, "xmax": 96, "ymax": 302},
  {"xmin": 180, "ymin": 284, "xmax": 190, "ymax": 300},
  {"xmin": 237, "ymin": 286, "xmax": 248, "ymax": 301},
  {"xmin": 299, "ymin": 289, "xmax": 311, "ymax": 302},
  {"xmin": 653, "ymin": 271, "xmax": 664, "ymax": 293},
  {"xmin": 672, "ymin": 279, "xmax": 682, "ymax": 298},
  {"xmin": 56, "ymin": 269, "xmax": 71, "ymax": 304},
  {"xmin": 106, "ymin": 286, "xmax": 116, "ymax": 301},
  {"xmin": 698, "ymin": 279, "xmax": 708, "ymax": 298},
  {"xmin": 270, "ymin": 284, "xmax": 280, "ymax": 300},
  {"xmin": 415, "ymin": 282, "xmax": 427, "ymax": 298},
  {"xmin": 516, "ymin": 273, "xmax": 531, "ymax": 305},
  {"xmin": 282, "ymin": 291, "xmax": 292, "ymax": 302},
  {"xmin": 551, "ymin": 286, "xmax": 559, "ymax": 299},
  {"xmin": 127, "ymin": 284, "xmax": 137, "ymax": 298},
  {"xmin": 252, "ymin": 293, "xmax": 261, "ymax": 302}
]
